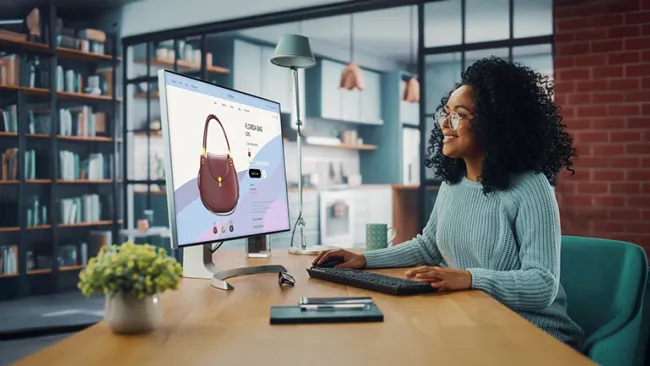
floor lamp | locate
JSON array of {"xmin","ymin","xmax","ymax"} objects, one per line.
[{"xmin": 270, "ymin": 34, "xmax": 320, "ymax": 255}]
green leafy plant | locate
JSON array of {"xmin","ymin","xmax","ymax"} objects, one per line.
[{"xmin": 78, "ymin": 241, "xmax": 183, "ymax": 298}]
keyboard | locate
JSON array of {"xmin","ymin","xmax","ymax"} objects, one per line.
[{"xmin": 306, "ymin": 267, "xmax": 439, "ymax": 296}]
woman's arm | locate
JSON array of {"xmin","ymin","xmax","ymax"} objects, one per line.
[
  {"xmin": 362, "ymin": 187, "xmax": 445, "ymax": 269},
  {"xmin": 467, "ymin": 176, "xmax": 561, "ymax": 312}
]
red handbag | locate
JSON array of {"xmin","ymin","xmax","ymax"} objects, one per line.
[{"xmin": 197, "ymin": 114, "xmax": 239, "ymax": 215}]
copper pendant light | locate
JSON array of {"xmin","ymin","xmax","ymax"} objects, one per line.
[
  {"xmin": 340, "ymin": 14, "xmax": 364, "ymax": 91},
  {"xmin": 402, "ymin": 6, "xmax": 420, "ymax": 103}
]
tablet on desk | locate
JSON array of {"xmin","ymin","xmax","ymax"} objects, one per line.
[{"xmin": 270, "ymin": 304, "xmax": 384, "ymax": 324}]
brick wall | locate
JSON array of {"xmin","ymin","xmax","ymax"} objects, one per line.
[{"xmin": 553, "ymin": 0, "xmax": 650, "ymax": 248}]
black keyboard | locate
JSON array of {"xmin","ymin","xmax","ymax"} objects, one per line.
[{"xmin": 306, "ymin": 267, "xmax": 438, "ymax": 296}]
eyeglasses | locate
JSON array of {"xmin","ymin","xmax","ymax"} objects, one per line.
[
  {"xmin": 433, "ymin": 110, "xmax": 469, "ymax": 131},
  {"xmin": 278, "ymin": 271, "xmax": 295, "ymax": 286}
]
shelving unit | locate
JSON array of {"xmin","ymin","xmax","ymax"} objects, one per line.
[{"xmin": 0, "ymin": 4, "xmax": 122, "ymax": 301}]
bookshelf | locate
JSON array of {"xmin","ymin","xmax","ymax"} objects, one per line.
[{"xmin": 0, "ymin": 4, "xmax": 122, "ymax": 301}]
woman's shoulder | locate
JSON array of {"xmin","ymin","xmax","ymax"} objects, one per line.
[{"xmin": 500, "ymin": 171, "xmax": 556, "ymax": 206}]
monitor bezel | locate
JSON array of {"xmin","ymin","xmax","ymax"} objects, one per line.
[{"xmin": 157, "ymin": 69, "xmax": 291, "ymax": 249}]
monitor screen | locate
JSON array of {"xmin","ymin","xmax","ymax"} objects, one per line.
[{"xmin": 158, "ymin": 70, "xmax": 291, "ymax": 248}]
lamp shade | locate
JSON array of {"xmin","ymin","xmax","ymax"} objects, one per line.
[
  {"xmin": 402, "ymin": 76, "xmax": 420, "ymax": 103},
  {"xmin": 270, "ymin": 34, "xmax": 316, "ymax": 69}
]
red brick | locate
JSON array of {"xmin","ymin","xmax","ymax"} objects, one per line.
[
  {"xmin": 626, "ymin": 91, "xmax": 650, "ymax": 102},
  {"xmin": 590, "ymin": 13, "xmax": 625, "ymax": 28},
  {"xmin": 643, "ymin": 104, "xmax": 650, "ymax": 115},
  {"xmin": 576, "ymin": 156, "xmax": 608, "ymax": 168},
  {"xmin": 577, "ymin": 54, "xmax": 608, "ymax": 67},
  {"xmin": 564, "ymin": 195, "xmax": 593, "ymax": 206},
  {"xmin": 578, "ymin": 131, "xmax": 609, "ymax": 143},
  {"xmin": 592, "ymin": 40, "xmax": 624, "ymax": 53},
  {"xmin": 626, "ymin": 10, "xmax": 650, "ymax": 24},
  {"xmin": 560, "ymin": 107, "xmax": 576, "ymax": 118},
  {"xmin": 555, "ymin": 33, "xmax": 575, "ymax": 43},
  {"xmin": 629, "ymin": 117, "xmax": 650, "ymax": 128},
  {"xmin": 643, "ymin": 77, "xmax": 650, "ymax": 89},
  {"xmin": 557, "ymin": 42, "xmax": 590, "ymax": 56},
  {"xmin": 577, "ymin": 80, "xmax": 607, "ymax": 92},
  {"xmin": 627, "ymin": 196, "xmax": 650, "ymax": 208},
  {"xmin": 644, "ymin": 131, "xmax": 650, "ymax": 141},
  {"xmin": 627, "ymin": 143, "xmax": 650, "ymax": 154},
  {"xmin": 566, "ymin": 118, "xmax": 591, "ymax": 130},
  {"xmin": 609, "ymin": 25, "xmax": 642, "ymax": 38},
  {"xmin": 568, "ymin": 93, "xmax": 591, "ymax": 104},
  {"xmin": 610, "ymin": 157, "xmax": 641, "ymax": 168},
  {"xmin": 611, "ymin": 131, "xmax": 642, "ymax": 142},
  {"xmin": 573, "ymin": 143, "xmax": 592, "ymax": 156},
  {"xmin": 625, "ymin": 37, "xmax": 650, "ymax": 50},
  {"xmin": 574, "ymin": 207, "xmax": 608, "ymax": 220},
  {"xmin": 580, "ymin": 182, "xmax": 609, "ymax": 193},
  {"xmin": 555, "ymin": 81, "xmax": 576, "ymax": 94},
  {"xmin": 593, "ymin": 170, "xmax": 625, "ymax": 181},
  {"xmin": 643, "ymin": 50, "xmax": 650, "ymax": 62},
  {"xmin": 593, "ymin": 65, "xmax": 624, "ymax": 78},
  {"xmin": 555, "ymin": 56, "xmax": 575, "ymax": 69},
  {"xmin": 592, "ymin": 92, "xmax": 624, "ymax": 104},
  {"xmin": 608, "ymin": 51, "xmax": 641, "ymax": 64},
  {"xmin": 609, "ymin": 104, "xmax": 640, "ymax": 116},
  {"xmin": 596, "ymin": 221, "xmax": 626, "ymax": 232},
  {"xmin": 626, "ymin": 222, "xmax": 650, "ymax": 234},
  {"xmin": 557, "ymin": 18, "xmax": 589, "ymax": 32},
  {"xmin": 626, "ymin": 64, "xmax": 650, "ymax": 77},
  {"xmin": 610, "ymin": 209, "xmax": 641, "ymax": 220},
  {"xmin": 643, "ymin": 157, "xmax": 650, "ymax": 168},
  {"xmin": 579, "ymin": 105, "xmax": 608, "ymax": 117},
  {"xmin": 609, "ymin": 78, "xmax": 640, "ymax": 90},
  {"xmin": 643, "ymin": 24, "xmax": 650, "ymax": 35},
  {"xmin": 611, "ymin": 182, "xmax": 642, "ymax": 194},
  {"xmin": 566, "ymin": 169, "xmax": 591, "ymax": 181},
  {"xmin": 644, "ymin": 210, "xmax": 650, "ymax": 221},
  {"xmin": 559, "ymin": 68, "xmax": 591, "ymax": 81},
  {"xmin": 576, "ymin": 28, "xmax": 609, "ymax": 42},
  {"xmin": 629, "ymin": 169, "xmax": 650, "ymax": 181},
  {"xmin": 591, "ymin": 119, "xmax": 624, "ymax": 129},
  {"xmin": 593, "ymin": 196, "xmax": 626, "ymax": 206},
  {"xmin": 594, "ymin": 144, "xmax": 625, "ymax": 155}
]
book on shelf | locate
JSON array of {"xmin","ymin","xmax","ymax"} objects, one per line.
[
  {"xmin": 0, "ymin": 246, "xmax": 18, "ymax": 275},
  {"xmin": 26, "ymin": 195, "xmax": 48, "ymax": 227},
  {"xmin": 0, "ymin": 55, "xmax": 18, "ymax": 86},
  {"xmin": 1, "ymin": 105, "xmax": 17, "ymax": 133},
  {"xmin": 0, "ymin": 54, "xmax": 51, "ymax": 89},
  {"xmin": 58, "ymin": 106, "xmax": 106, "ymax": 137},
  {"xmin": 28, "ymin": 105, "xmax": 52, "ymax": 134},
  {"xmin": 24, "ymin": 149, "xmax": 50, "ymax": 180},
  {"xmin": 59, "ymin": 150, "xmax": 113, "ymax": 180},
  {"xmin": 59, "ymin": 193, "xmax": 104, "ymax": 224},
  {"xmin": 2, "ymin": 148, "xmax": 18, "ymax": 180},
  {"xmin": 56, "ymin": 67, "xmax": 111, "ymax": 96}
]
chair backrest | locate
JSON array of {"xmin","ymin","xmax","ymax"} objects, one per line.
[{"xmin": 560, "ymin": 236, "xmax": 647, "ymax": 351}]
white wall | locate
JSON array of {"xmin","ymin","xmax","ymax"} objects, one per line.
[{"xmin": 121, "ymin": 0, "xmax": 349, "ymax": 37}]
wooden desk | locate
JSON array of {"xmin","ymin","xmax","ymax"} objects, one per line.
[{"xmin": 17, "ymin": 250, "xmax": 594, "ymax": 366}]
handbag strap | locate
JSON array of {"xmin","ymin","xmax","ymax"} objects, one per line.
[{"xmin": 202, "ymin": 114, "xmax": 231, "ymax": 157}]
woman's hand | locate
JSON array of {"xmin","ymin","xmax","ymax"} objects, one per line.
[
  {"xmin": 312, "ymin": 249, "xmax": 367, "ymax": 269},
  {"xmin": 405, "ymin": 266, "xmax": 472, "ymax": 291}
]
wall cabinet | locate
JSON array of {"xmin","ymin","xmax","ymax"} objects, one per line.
[
  {"xmin": 233, "ymin": 40, "xmax": 262, "ymax": 96},
  {"xmin": 307, "ymin": 59, "xmax": 383, "ymax": 125}
]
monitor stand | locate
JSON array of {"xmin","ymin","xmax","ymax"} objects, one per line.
[{"xmin": 202, "ymin": 243, "xmax": 287, "ymax": 290}]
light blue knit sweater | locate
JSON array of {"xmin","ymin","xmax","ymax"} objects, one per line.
[{"xmin": 363, "ymin": 172, "xmax": 585, "ymax": 347}]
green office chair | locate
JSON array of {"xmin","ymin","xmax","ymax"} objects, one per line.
[{"xmin": 560, "ymin": 236, "xmax": 648, "ymax": 366}]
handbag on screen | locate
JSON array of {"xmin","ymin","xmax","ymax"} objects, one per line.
[{"xmin": 197, "ymin": 114, "xmax": 239, "ymax": 215}]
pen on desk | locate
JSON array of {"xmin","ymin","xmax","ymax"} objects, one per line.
[{"xmin": 300, "ymin": 304, "xmax": 370, "ymax": 311}]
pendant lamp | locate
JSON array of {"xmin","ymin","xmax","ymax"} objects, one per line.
[
  {"xmin": 402, "ymin": 6, "xmax": 420, "ymax": 103},
  {"xmin": 340, "ymin": 14, "xmax": 364, "ymax": 90}
]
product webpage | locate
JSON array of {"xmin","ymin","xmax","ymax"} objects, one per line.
[{"xmin": 163, "ymin": 72, "xmax": 290, "ymax": 247}]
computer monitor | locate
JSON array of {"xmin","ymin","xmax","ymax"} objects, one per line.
[{"xmin": 158, "ymin": 70, "xmax": 291, "ymax": 289}]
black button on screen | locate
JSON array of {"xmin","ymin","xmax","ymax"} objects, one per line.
[{"xmin": 249, "ymin": 169, "xmax": 261, "ymax": 178}]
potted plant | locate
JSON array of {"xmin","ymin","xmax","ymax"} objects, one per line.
[{"xmin": 78, "ymin": 241, "xmax": 183, "ymax": 334}]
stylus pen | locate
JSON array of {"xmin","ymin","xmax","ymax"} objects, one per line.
[{"xmin": 300, "ymin": 304, "xmax": 370, "ymax": 311}]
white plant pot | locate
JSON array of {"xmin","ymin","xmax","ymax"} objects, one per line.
[{"xmin": 104, "ymin": 293, "xmax": 162, "ymax": 334}]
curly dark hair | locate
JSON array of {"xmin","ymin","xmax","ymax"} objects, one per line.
[{"xmin": 424, "ymin": 56, "xmax": 576, "ymax": 194}]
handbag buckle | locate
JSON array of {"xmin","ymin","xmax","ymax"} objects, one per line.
[{"xmin": 218, "ymin": 176, "xmax": 222, "ymax": 187}]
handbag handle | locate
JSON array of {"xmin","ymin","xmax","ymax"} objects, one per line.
[
  {"xmin": 201, "ymin": 114, "xmax": 232, "ymax": 181},
  {"xmin": 202, "ymin": 114, "xmax": 231, "ymax": 157}
]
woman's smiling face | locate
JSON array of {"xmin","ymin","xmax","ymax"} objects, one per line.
[{"xmin": 438, "ymin": 85, "xmax": 481, "ymax": 159}]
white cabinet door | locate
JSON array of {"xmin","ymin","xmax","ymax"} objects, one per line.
[
  {"xmin": 361, "ymin": 71, "xmax": 382, "ymax": 124},
  {"xmin": 262, "ymin": 46, "xmax": 291, "ymax": 112},
  {"xmin": 341, "ymin": 89, "xmax": 361, "ymax": 122},
  {"xmin": 320, "ymin": 60, "xmax": 343, "ymax": 120},
  {"xmin": 400, "ymin": 101, "xmax": 420, "ymax": 126},
  {"xmin": 402, "ymin": 127, "xmax": 421, "ymax": 185},
  {"xmin": 233, "ymin": 40, "xmax": 262, "ymax": 96}
]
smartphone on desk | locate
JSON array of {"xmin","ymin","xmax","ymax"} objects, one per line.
[{"xmin": 298, "ymin": 297, "xmax": 374, "ymax": 305}]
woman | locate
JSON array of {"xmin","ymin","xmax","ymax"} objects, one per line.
[{"xmin": 313, "ymin": 57, "xmax": 585, "ymax": 349}]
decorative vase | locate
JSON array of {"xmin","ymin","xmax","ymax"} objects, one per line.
[{"xmin": 104, "ymin": 292, "xmax": 162, "ymax": 334}]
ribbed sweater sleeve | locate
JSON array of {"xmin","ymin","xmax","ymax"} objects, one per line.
[
  {"xmin": 467, "ymin": 175, "xmax": 561, "ymax": 312},
  {"xmin": 362, "ymin": 187, "xmax": 444, "ymax": 269}
]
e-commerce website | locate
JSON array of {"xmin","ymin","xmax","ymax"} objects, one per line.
[{"xmin": 162, "ymin": 72, "xmax": 290, "ymax": 246}]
